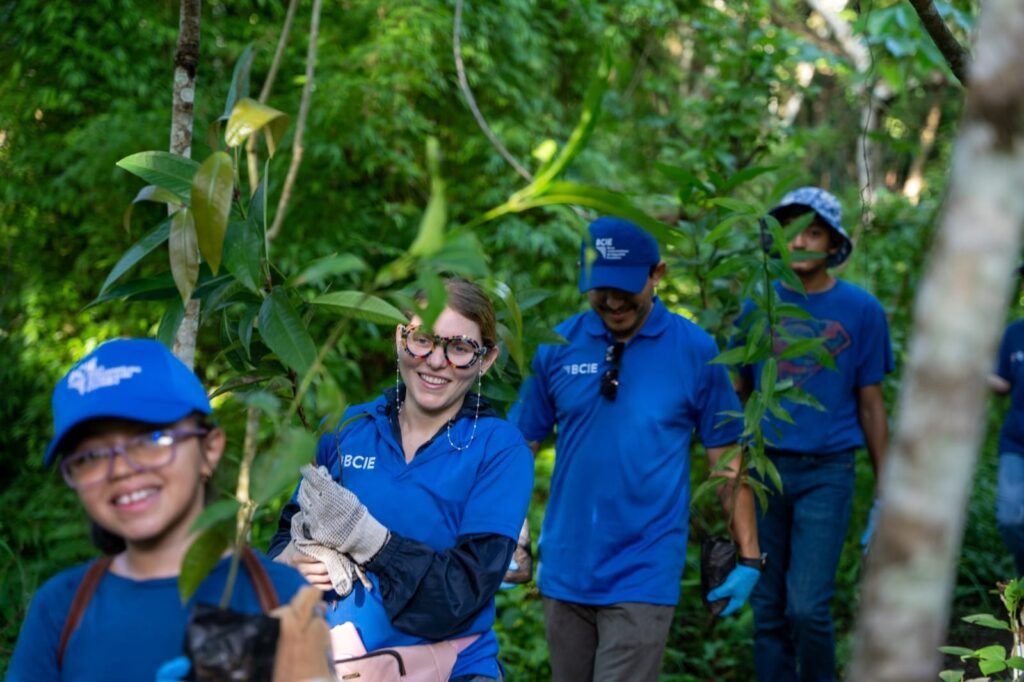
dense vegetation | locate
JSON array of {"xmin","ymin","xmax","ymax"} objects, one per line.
[{"xmin": 0, "ymin": 0, "xmax": 1005, "ymax": 679}]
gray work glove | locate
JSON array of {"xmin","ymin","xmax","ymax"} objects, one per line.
[
  {"xmin": 298, "ymin": 465, "xmax": 390, "ymax": 565},
  {"xmin": 288, "ymin": 510, "xmax": 369, "ymax": 596}
]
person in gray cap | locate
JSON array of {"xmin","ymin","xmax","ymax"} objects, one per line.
[{"xmin": 733, "ymin": 187, "xmax": 894, "ymax": 682}]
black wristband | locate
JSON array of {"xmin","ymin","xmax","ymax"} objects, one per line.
[{"xmin": 738, "ymin": 554, "xmax": 767, "ymax": 571}]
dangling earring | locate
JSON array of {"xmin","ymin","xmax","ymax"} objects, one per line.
[
  {"xmin": 395, "ymin": 355, "xmax": 402, "ymax": 415},
  {"xmin": 446, "ymin": 364, "xmax": 484, "ymax": 452}
]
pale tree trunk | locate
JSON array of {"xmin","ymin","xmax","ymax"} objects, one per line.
[
  {"xmin": 848, "ymin": 3, "xmax": 1024, "ymax": 680},
  {"xmin": 170, "ymin": 0, "xmax": 201, "ymax": 368}
]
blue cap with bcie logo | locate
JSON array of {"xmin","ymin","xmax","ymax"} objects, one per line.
[
  {"xmin": 579, "ymin": 217, "xmax": 661, "ymax": 294},
  {"xmin": 45, "ymin": 338, "xmax": 211, "ymax": 465}
]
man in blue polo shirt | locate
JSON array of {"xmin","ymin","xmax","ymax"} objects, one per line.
[
  {"xmin": 513, "ymin": 216, "xmax": 762, "ymax": 682},
  {"xmin": 734, "ymin": 187, "xmax": 893, "ymax": 682}
]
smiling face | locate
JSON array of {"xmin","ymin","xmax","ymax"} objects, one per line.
[
  {"xmin": 396, "ymin": 306, "xmax": 499, "ymax": 422},
  {"xmin": 586, "ymin": 262, "xmax": 665, "ymax": 341},
  {"xmin": 66, "ymin": 416, "xmax": 224, "ymax": 551}
]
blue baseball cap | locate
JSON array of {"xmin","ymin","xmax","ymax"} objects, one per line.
[
  {"xmin": 768, "ymin": 186, "xmax": 853, "ymax": 266},
  {"xmin": 44, "ymin": 338, "xmax": 212, "ymax": 465},
  {"xmin": 579, "ymin": 217, "xmax": 661, "ymax": 294}
]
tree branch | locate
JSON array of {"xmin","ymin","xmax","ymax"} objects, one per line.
[
  {"xmin": 246, "ymin": 0, "xmax": 300, "ymax": 191},
  {"xmin": 452, "ymin": 0, "xmax": 532, "ymax": 181},
  {"xmin": 170, "ymin": 0, "xmax": 202, "ymax": 368},
  {"xmin": 907, "ymin": 0, "xmax": 970, "ymax": 86},
  {"xmin": 267, "ymin": 0, "xmax": 322, "ymax": 243}
]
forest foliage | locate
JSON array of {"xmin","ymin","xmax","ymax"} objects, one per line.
[{"xmin": 0, "ymin": 0, "xmax": 1008, "ymax": 679}]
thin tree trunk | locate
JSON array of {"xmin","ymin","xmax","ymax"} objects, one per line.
[
  {"xmin": 902, "ymin": 99, "xmax": 942, "ymax": 205},
  {"xmin": 907, "ymin": 0, "xmax": 970, "ymax": 86},
  {"xmin": 170, "ymin": 0, "xmax": 201, "ymax": 368},
  {"xmin": 849, "ymin": 3, "xmax": 1024, "ymax": 679}
]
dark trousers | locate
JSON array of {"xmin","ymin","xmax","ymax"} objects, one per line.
[
  {"xmin": 543, "ymin": 597, "xmax": 674, "ymax": 682},
  {"xmin": 750, "ymin": 450, "xmax": 855, "ymax": 682}
]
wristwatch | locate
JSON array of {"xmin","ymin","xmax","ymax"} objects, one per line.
[{"xmin": 738, "ymin": 553, "xmax": 767, "ymax": 571}]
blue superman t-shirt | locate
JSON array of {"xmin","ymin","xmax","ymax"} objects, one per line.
[
  {"xmin": 735, "ymin": 280, "xmax": 894, "ymax": 453},
  {"xmin": 6, "ymin": 552, "xmax": 307, "ymax": 682},
  {"xmin": 997, "ymin": 319, "xmax": 1024, "ymax": 454}
]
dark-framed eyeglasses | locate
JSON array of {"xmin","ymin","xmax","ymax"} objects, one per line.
[
  {"xmin": 400, "ymin": 326, "xmax": 490, "ymax": 369},
  {"xmin": 60, "ymin": 428, "xmax": 208, "ymax": 489},
  {"xmin": 600, "ymin": 342, "xmax": 625, "ymax": 401}
]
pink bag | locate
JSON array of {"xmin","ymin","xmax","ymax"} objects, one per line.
[{"xmin": 331, "ymin": 622, "xmax": 480, "ymax": 681}]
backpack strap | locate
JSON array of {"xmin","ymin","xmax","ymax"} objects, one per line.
[
  {"xmin": 57, "ymin": 555, "xmax": 114, "ymax": 669},
  {"xmin": 240, "ymin": 546, "xmax": 279, "ymax": 613}
]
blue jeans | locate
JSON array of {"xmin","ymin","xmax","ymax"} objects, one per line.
[
  {"xmin": 751, "ymin": 451, "xmax": 855, "ymax": 682},
  {"xmin": 997, "ymin": 452, "xmax": 1024, "ymax": 576}
]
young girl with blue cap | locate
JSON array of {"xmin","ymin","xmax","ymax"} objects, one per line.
[{"xmin": 6, "ymin": 338, "xmax": 317, "ymax": 682}]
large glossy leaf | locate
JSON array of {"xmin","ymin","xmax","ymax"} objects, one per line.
[
  {"xmin": 179, "ymin": 523, "xmax": 231, "ymax": 603},
  {"xmin": 225, "ymin": 98, "xmax": 290, "ymax": 157},
  {"xmin": 258, "ymin": 287, "xmax": 316, "ymax": 377},
  {"xmin": 222, "ymin": 43, "xmax": 254, "ymax": 120},
  {"xmin": 311, "ymin": 291, "xmax": 408, "ymax": 326},
  {"xmin": 423, "ymin": 232, "xmax": 488, "ymax": 279},
  {"xmin": 169, "ymin": 209, "xmax": 200, "ymax": 304},
  {"xmin": 96, "ymin": 218, "xmax": 171, "ymax": 299},
  {"xmin": 89, "ymin": 274, "xmax": 179, "ymax": 306},
  {"xmin": 409, "ymin": 137, "xmax": 446, "ymax": 257},
  {"xmin": 156, "ymin": 298, "xmax": 185, "ymax": 348},
  {"xmin": 251, "ymin": 427, "xmax": 317, "ymax": 505},
  {"xmin": 222, "ymin": 220, "xmax": 263, "ymax": 293},
  {"xmin": 117, "ymin": 151, "xmax": 200, "ymax": 201},
  {"xmin": 191, "ymin": 152, "xmax": 234, "ymax": 274},
  {"xmin": 191, "ymin": 499, "xmax": 242, "ymax": 533}
]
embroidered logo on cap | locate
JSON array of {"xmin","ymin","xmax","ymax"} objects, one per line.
[
  {"xmin": 595, "ymin": 238, "xmax": 629, "ymax": 261},
  {"xmin": 67, "ymin": 358, "xmax": 143, "ymax": 396}
]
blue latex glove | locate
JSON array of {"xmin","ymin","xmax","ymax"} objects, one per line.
[
  {"xmin": 706, "ymin": 565, "xmax": 761, "ymax": 616},
  {"xmin": 500, "ymin": 559, "xmax": 519, "ymax": 590},
  {"xmin": 155, "ymin": 656, "xmax": 191, "ymax": 681},
  {"xmin": 861, "ymin": 498, "xmax": 881, "ymax": 550}
]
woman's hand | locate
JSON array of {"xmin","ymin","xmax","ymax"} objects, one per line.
[{"xmin": 274, "ymin": 542, "xmax": 334, "ymax": 592}]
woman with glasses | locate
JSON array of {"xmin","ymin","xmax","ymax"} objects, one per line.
[
  {"xmin": 6, "ymin": 338, "xmax": 320, "ymax": 682},
  {"xmin": 269, "ymin": 278, "xmax": 533, "ymax": 682}
]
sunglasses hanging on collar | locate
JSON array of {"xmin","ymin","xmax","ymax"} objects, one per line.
[{"xmin": 600, "ymin": 342, "xmax": 625, "ymax": 400}]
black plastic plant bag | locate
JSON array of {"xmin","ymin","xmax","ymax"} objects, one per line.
[
  {"xmin": 700, "ymin": 535, "xmax": 737, "ymax": 616},
  {"xmin": 184, "ymin": 602, "xmax": 280, "ymax": 681}
]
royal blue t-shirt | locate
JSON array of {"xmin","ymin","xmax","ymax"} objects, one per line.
[
  {"xmin": 735, "ymin": 280, "xmax": 894, "ymax": 453},
  {"xmin": 307, "ymin": 394, "xmax": 533, "ymax": 679},
  {"xmin": 513, "ymin": 298, "xmax": 742, "ymax": 606},
  {"xmin": 6, "ymin": 552, "xmax": 306, "ymax": 682},
  {"xmin": 997, "ymin": 319, "xmax": 1024, "ymax": 454}
]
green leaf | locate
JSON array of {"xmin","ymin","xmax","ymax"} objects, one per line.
[
  {"xmin": 191, "ymin": 499, "xmax": 242, "ymax": 533},
  {"xmin": 311, "ymin": 291, "xmax": 408, "ymax": 326},
  {"xmin": 979, "ymin": 659, "xmax": 1007, "ymax": 675},
  {"xmin": 258, "ymin": 287, "xmax": 317, "ymax": 377},
  {"xmin": 117, "ymin": 151, "xmax": 200, "ymax": 201},
  {"xmin": 423, "ymin": 231, "xmax": 489, "ymax": 279},
  {"xmin": 409, "ymin": 137, "xmax": 447, "ymax": 257},
  {"xmin": 222, "ymin": 220, "xmax": 263, "ymax": 293},
  {"xmin": 238, "ymin": 305, "xmax": 259, "ymax": 359},
  {"xmin": 703, "ymin": 213, "xmax": 751, "ymax": 247},
  {"xmin": 937, "ymin": 671, "xmax": 964, "ymax": 682},
  {"xmin": 123, "ymin": 185, "xmax": 184, "ymax": 232},
  {"xmin": 709, "ymin": 196, "xmax": 760, "ymax": 214},
  {"xmin": 777, "ymin": 337, "xmax": 823, "ymax": 361},
  {"xmin": 415, "ymin": 270, "xmax": 448, "ymax": 333},
  {"xmin": 96, "ymin": 218, "xmax": 171, "ymax": 299},
  {"xmin": 291, "ymin": 254, "xmax": 368, "ymax": 286},
  {"xmin": 963, "ymin": 614, "xmax": 1012, "ymax": 631},
  {"xmin": 89, "ymin": 274, "xmax": 179, "ymax": 306},
  {"xmin": 222, "ymin": 43, "xmax": 254, "ymax": 120},
  {"xmin": 1006, "ymin": 655, "xmax": 1024, "ymax": 670},
  {"xmin": 710, "ymin": 346, "xmax": 749, "ymax": 366},
  {"xmin": 169, "ymin": 208, "xmax": 200, "ymax": 304},
  {"xmin": 156, "ymin": 298, "xmax": 185, "ymax": 348},
  {"xmin": 251, "ymin": 427, "xmax": 317, "ymax": 505},
  {"xmin": 938, "ymin": 647, "xmax": 976, "ymax": 657},
  {"xmin": 973, "ymin": 643, "xmax": 1007, "ymax": 660},
  {"xmin": 191, "ymin": 151, "xmax": 234, "ymax": 274},
  {"xmin": 225, "ymin": 98, "xmax": 290, "ymax": 157},
  {"xmin": 179, "ymin": 523, "xmax": 231, "ymax": 603}
]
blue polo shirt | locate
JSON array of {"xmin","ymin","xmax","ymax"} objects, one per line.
[
  {"xmin": 735, "ymin": 280, "xmax": 894, "ymax": 454},
  {"xmin": 6, "ymin": 553, "xmax": 306, "ymax": 682},
  {"xmin": 513, "ymin": 298, "xmax": 742, "ymax": 605},
  {"xmin": 310, "ymin": 394, "xmax": 533, "ymax": 679},
  {"xmin": 997, "ymin": 320, "xmax": 1024, "ymax": 454}
]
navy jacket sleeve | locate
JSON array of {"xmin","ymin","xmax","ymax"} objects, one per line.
[
  {"xmin": 267, "ymin": 492, "xmax": 299, "ymax": 559},
  {"xmin": 366, "ymin": 531, "xmax": 515, "ymax": 640}
]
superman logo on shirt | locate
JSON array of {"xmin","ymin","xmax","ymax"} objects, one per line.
[{"xmin": 774, "ymin": 318, "xmax": 852, "ymax": 386}]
